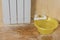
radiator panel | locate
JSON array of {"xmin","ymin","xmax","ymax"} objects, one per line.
[
  {"xmin": 17, "ymin": 0, "xmax": 24, "ymax": 23},
  {"xmin": 2, "ymin": 0, "xmax": 10, "ymax": 24},
  {"xmin": 2, "ymin": 0, "xmax": 31, "ymax": 25},
  {"xmin": 24, "ymin": 0, "xmax": 31, "ymax": 23},
  {"xmin": 10, "ymin": 0, "xmax": 17, "ymax": 24}
]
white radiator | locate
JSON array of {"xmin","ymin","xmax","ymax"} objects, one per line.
[{"xmin": 2, "ymin": 0, "xmax": 31, "ymax": 24}]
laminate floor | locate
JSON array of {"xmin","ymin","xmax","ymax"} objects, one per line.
[{"xmin": 0, "ymin": 24, "xmax": 60, "ymax": 40}]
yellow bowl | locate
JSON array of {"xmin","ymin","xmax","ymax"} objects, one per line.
[{"xmin": 34, "ymin": 17, "xmax": 58, "ymax": 35}]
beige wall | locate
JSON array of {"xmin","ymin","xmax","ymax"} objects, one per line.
[
  {"xmin": 0, "ymin": 0, "xmax": 3, "ymax": 25},
  {"xmin": 0, "ymin": 0, "xmax": 60, "ymax": 25},
  {"xmin": 36, "ymin": 0, "xmax": 60, "ymax": 21}
]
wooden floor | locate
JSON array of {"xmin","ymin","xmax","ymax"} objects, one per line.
[{"xmin": 0, "ymin": 24, "xmax": 60, "ymax": 40}]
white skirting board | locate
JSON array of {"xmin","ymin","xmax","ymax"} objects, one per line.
[{"xmin": 2, "ymin": 0, "xmax": 31, "ymax": 25}]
